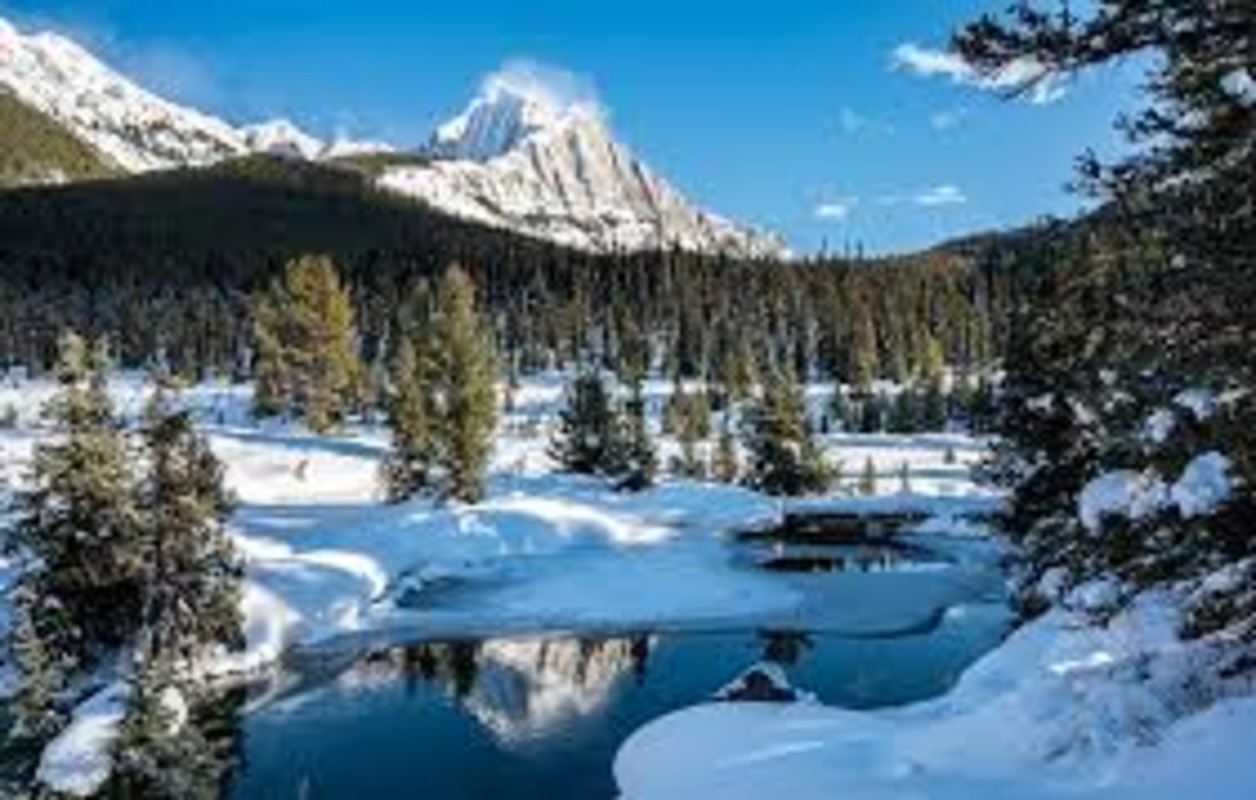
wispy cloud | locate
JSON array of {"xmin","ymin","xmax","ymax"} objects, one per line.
[
  {"xmin": 875, "ymin": 184, "xmax": 968, "ymax": 209},
  {"xmin": 892, "ymin": 42, "xmax": 1066, "ymax": 105},
  {"xmin": 837, "ymin": 107, "xmax": 892, "ymax": 137},
  {"xmin": 913, "ymin": 184, "xmax": 967, "ymax": 207},
  {"xmin": 929, "ymin": 107, "xmax": 966, "ymax": 131},
  {"xmin": 813, "ymin": 198, "xmax": 856, "ymax": 221},
  {"xmin": 484, "ymin": 58, "xmax": 604, "ymax": 118}
]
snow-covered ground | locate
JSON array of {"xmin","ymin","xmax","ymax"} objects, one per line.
[
  {"xmin": 615, "ymin": 590, "xmax": 1256, "ymax": 800},
  {"xmin": 0, "ymin": 373, "xmax": 1001, "ymax": 795}
]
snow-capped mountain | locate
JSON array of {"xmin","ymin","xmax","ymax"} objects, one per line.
[
  {"xmin": 0, "ymin": 16, "xmax": 782, "ymax": 257},
  {"xmin": 0, "ymin": 17, "xmax": 245, "ymax": 171},
  {"xmin": 0, "ymin": 16, "xmax": 390, "ymax": 172},
  {"xmin": 380, "ymin": 73, "xmax": 784, "ymax": 257}
]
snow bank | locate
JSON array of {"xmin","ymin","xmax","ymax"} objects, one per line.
[
  {"xmin": 616, "ymin": 592, "xmax": 1256, "ymax": 800},
  {"xmin": 36, "ymin": 683, "xmax": 130, "ymax": 797}
]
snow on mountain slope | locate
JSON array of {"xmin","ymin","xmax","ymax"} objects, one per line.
[
  {"xmin": 240, "ymin": 119, "xmax": 326, "ymax": 160},
  {"xmin": 0, "ymin": 17, "xmax": 781, "ymax": 256},
  {"xmin": 380, "ymin": 70, "xmax": 785, "ymax": 257},
  {"xmin": 0, "ymin": 16, "xmax": 246, "ymax": 171},
  {"xmin": 0, "ymin": 17, "xmax": 388, "ymax": 172}
]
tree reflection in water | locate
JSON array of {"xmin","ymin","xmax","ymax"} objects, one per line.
[{"xmin": 758, "ymin": 630, "xmax": 815, "ymax": 666}]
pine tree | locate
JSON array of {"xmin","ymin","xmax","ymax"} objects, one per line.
[
  {"xmin": 6, "ymin": 580, "xmax": 68, "ymax": 741},
  {"xmin": 711, "ymin": 419, "xmax": 740, "ymax": 484},
  {"xmin": 952, "ymin": 1, "xmax": 1256, "ymax": 630},
  {"xmin": 888, "ymin": 389, "xmax": 920, "ymax": 434},
  {"xmin": 550, "ymin": 370, "xmax": 620, "ymax": 476},
  {"xmin": 828, "ymin": 388, "xmax": 852, "ymax": 433},
  {"xmin": 111, "ymin": 661, "xmax": 223, "ymax": 800},
  {"xmin": 380, "ymin": 337, "xmax": 434, "ymax": 502},
  {"xmin": 858, "ymin": 457, "xmax": 878, "ymax": 496},
  {"xmin": 741, "ymin": 369, "xmax": 831, "ymax": 496},
  {"xmin": 425, "ymin": 266, "xmax": 499, "ymax": 503},
  {"xmin": 672, "ymin": 387, "xmax": 711, "ymax": 479},
  {"xmin": 849, "ymin": 304, "xmax": 879, "ymax": 392},
  {"xmin": 249, "ymin": 291, "xmax": 288, "ymax": 419},
  {"xmin": 898, "ymin": 461, "xmax": 913, "ymax": 494},
  {"xmin": 137, "ymin": 387, "xmax": 242, "ymax": 664},
  {"xmin": 12, "ymin": 332, "xmax": 144, "ymax": 659},
  {"xmin": 250, "ymin": 254, "xmax": 361, "ymax": 433},
  {"xmin": 612, "ymin": 372, "xmax": 657, "ymax": 491},
  {"xmin": 922, "ymin": 379, "xmax": 947, "ymax": 431}
]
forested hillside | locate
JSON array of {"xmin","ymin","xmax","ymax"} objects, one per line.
[
  {"xmin": 0, "ymin": 92, "xmax": 118, "ymax": 187},
  {"xmin": 0, "ymin": 155, "xmax": 1014, "ymax": 383}
]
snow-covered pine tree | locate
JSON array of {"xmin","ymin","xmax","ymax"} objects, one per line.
[
  {"xmin": 954, "ymin": 0, "xmax": 1256, "ymax": 634},
  {"xmin": 6, "ymin": 581, "xmax": 68, "ymax": 741},
  {"xmin": 11, "ymin": 332, "xmax": 145, "ymax": 662},
  {"xmin": 110, "ymin": 657, "xmax": 224, "ymax": 800},
  {"xmin": 137, "ymin": 387, "xmax": 242, "ymax": 664}
]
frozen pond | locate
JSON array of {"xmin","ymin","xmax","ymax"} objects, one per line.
[{"xmin": 224, "ymin": 539, "xmax": 1010, "ymax": 799}]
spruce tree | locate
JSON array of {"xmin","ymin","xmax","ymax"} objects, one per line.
[
  {"xmin": 380, "ymin": 337, "xmax": 434, "ymax": 502},
  {"xmin": 550, "ymin": 370, "xmax": 619, "ymax": 476},
  {"xmin": 672, "ymin": 388, "xmax": 711, "ymax": 479},
  {"xmin": 953, "ymin": 0, "xmax": 1256, "ymax": 631},
  {"xmin": 425, "ymin": 265, "xmax": 499, "ymax": 503},
  {"xmin": 11, "ymin": 332, "xmax": 144, "ymax": 659},
  {"xmin": 6, "ymin": 581, "xmax": 68, "ymax": 741},
  {"xmin": 922, "ymin": 379, "xmax": 947, "ymax": 431},
  {"xmin": 711, "ymin": 419, "xmax": 740, "ymax": 484},
  {"xmin": 612, "ymin": 372, "xmax": 657, "ymax": 491},
  {"xmin": 136, "ymin": 388, "xmax": 242, "ymax": 664},
  {"xmin": 111, "ymin": 660, "xmax": 224, "ymax": 800},
  {"xmin": 741, "ymin": 369, "xmax": 831, "ymax": 496},
  {"xmin": 859, "ymin": 457, "xmax": 878, "ymax": 496},
  {"xmin": 250, "ymin": 254, "xmax": 361, "ymax": 433},
  {"xmin": 888, "ymin": 389, "xmax": 920, "ymax": 434}
]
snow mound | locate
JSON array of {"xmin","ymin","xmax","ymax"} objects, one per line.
[
  {"xmin": 616, "ymin": 593, "xmax": 1255, "ymax": 800},
  {"xmin": 36, "ymin": 683, "xmax": 131, "ymax": 797}
]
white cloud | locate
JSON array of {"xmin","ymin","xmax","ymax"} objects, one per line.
[
  {"xmin": 484, "ymin": 58, "xmax": 604, "ymax": 118},
  {"xmin": 892, "ymin": 42, "xmax": 1067, "ymax": 105},
  {"xmin": 813, "ymin": 199, "xmax": 855, "ymax": 221},
  {"xmin": 913, "ymin": 184, "xmax": 967, "ymax": 206}
]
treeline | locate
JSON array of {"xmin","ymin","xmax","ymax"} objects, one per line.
[{"xmin": 0, "ymin": 156, "xmax": 1011, "ymax": 384}]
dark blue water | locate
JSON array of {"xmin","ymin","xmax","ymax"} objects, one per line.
[{"xmin": 227, "ymin": 606, "xmax": 1009, "ymax": 800}]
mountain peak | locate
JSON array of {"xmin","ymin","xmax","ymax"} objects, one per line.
[
  {"xmin": 428, "ymin": 63, "xmax": 606, "ymax": 162},
  {"xmin": 385, "ymin": 62, "xmax": 784, "ymax": 258},
  {"xmin": 241, "ymin": 119, "xmax": 326, "ymax": 160}
]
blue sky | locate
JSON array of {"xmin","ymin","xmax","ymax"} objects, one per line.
[{"xmin": 2, "ymin": 0, "xmax": 1142, "ymax": 254}]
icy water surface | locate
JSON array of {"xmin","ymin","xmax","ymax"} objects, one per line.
[{"xmin": 225, "ymin": 539, "xmax": 1010, "ymax": 800}]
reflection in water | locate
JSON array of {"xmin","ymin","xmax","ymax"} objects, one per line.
[
  {"xmin": 756, "ymin": 542, "xmax": 943, "ymax": 574},
  {"xmin": 342, "ymin": 635, "xmax": 653, "ymax": 747},
  {"xmin": 229, "ymin": 610, "xmax": 1009, "ymax": 800},
  {"xmin": 759, "ymin": 630, "xmax": 815, "ymax": 666}
]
